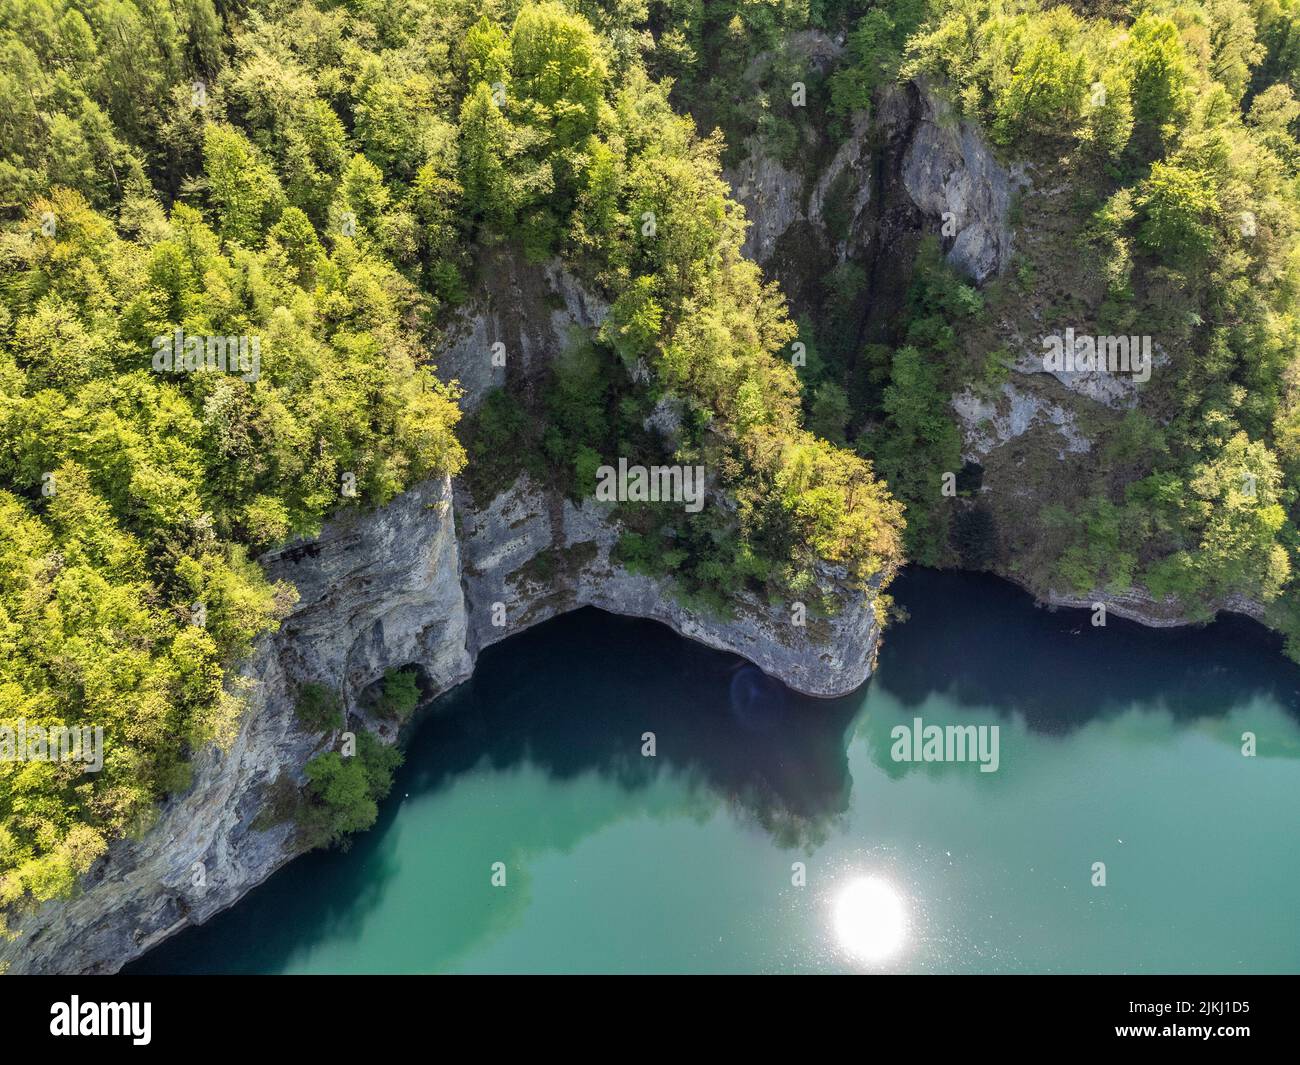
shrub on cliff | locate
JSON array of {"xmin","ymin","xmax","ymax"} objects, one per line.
[
  {"xmin": 372, "ymin": 669, "xmax": 422, "ymax": 724},
  {"xmin": 298, "ymin": 732, "xmax": 403, "ymax": 851},
  {"xmin": 294, "ymin": 683, "xmax": 345, "ymax": 734}
]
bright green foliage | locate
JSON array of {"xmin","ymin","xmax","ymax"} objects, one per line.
[
  {"xmin": 4, "ymin": 0, "xmax": 1299, "ymax": 931},
  {"xmin": 373, "ymin": 668, "xmax": 421, "ymax": 723},
  {"xmin": 462, "ymin": 17, "xmax": 512, "ymax": 90},
  {"xmin": 903, "ymin": 1, "xmax": 1190, "ymax": 156},
  {"xmin": 299, "ymin": 730, "xmax": 403, "ymax": 850},
  {"xmin": 990, "ymin": 12, "xmax": 1092, "ymax": 142},
  {"xmin": 828, "ymin": 6, "xmax": 928, "ymax": 129},
  {"xmin": 1139, "ymin": 432, "xmax": 1292, "ymax": 606},
  {"xmin": 459, "ymin": 83, "xmax": 522, "ymax": 232},
  {"xmin": 1136, "ymin": 160, "xmax": 1219, "ymax": 265},
  {"xmin": 1046, "ymin": 500, "xmax": 1141, "ymax": 596},
  {"xmin": 203, "ymin": 124, "xmax": 286, "ymax": 246},
  {"xmin": 0, "ymin": 182, "xmax": 463, "ymax": 914},
  {"xmin": 509, "ymin": 2, "xmax": 610, "ymax": 149},
  {"xmin": 1129, "ymin": 12, "xmax": 1194, "ymax": 137}
]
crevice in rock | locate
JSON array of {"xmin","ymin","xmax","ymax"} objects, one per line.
[{"xmin": 852, "ymin": 83, "xmax": 930, "ymax": 353}]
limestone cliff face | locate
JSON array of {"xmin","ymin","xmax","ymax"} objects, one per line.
[
  {"xmin": 262, "ymin": 479, "xmax": 473, "ymax": 713},
  {"xmin": 435, "ymin": 246, "xmax": 609, "ymax": 412},
  {"xmin": 457, "ymin": 475, "xmax": 882, "ymax": 696},
  {"xmin": 725, "ymin": 79, "xmax": 1025, "ymax": 288},
  {"xmin": 0, "ymin": 477, "xmax": 472, "ymax": 975},
  {"xmin": 899, "ymin": 83, "xmax": 1024, "ymax": 285},
  {"xmin": 723, "ymin": 31, "xmax": 848, "ymax": 265},
  {"xmin": 1028, "ymin": 585, "xmax": 1268, "ymax": 628}
]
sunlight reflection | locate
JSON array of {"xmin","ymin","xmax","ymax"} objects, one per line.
[{"xmin": 834, "ymin": 876, "xmax": 907, "ymax": 963}]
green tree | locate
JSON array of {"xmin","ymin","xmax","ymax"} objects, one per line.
[
  {"xmin": 459, "ymin": 82, "xmax": 519, "ymax": 231},
  {"xmin": 1137, "ymin": 161, "xmax": 1219, "ymax": 266},
  {"xmin": 203, "ymin": 125, "xmax": 286, "ymax": 246},
  {"xmin": 1128, "ymin": 13, "xmax": 1192, "ymax": 142}
]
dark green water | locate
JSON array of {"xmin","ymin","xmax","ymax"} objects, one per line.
[{"xmin": 129, "ymin": 569, "xmax": 1300, "ymax": 974}]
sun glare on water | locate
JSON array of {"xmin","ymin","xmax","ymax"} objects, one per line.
[{"xmin": 834, "ymin": 876, "xmax": 907, "ymax": 964}]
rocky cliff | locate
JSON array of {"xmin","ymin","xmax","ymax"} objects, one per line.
[
  {"xmin": 435, "ymin": 245, "xmax": 610, "ymax": 412},
  {"xmin": 458, "ymin": 474, "xmax": 881, "ymax": 695},
  {"xmin": 0, "ymin": 477, "xmax": 472, "ymax": 974},
  {"xmin": 725, "ymin": 78, "xmax": 1026, "ymax": 307},
  {"xmin": 0, "ymin": 242, "xmax": 883, "ymax": 975},
  {"xmin": 726, "ymin": 76, "xmax": 1271, "ymax": 630}
]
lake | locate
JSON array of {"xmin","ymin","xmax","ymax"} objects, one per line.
[{"xmin": 127, "ymin": 568, "xmax": 1300, "ymax": 974}]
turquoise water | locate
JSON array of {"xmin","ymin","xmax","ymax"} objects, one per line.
[{"xmin": 129, "ymin": 569, "xmax": 1300, "ymax": 974}]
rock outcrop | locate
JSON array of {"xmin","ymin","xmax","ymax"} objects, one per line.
[
  {"xmin": 5, "ymin": 69, "xmax": 1179, "ymax": 977},
  {"xmin": 725, "ymin": 79, "xmax": 1026, "ymax": 286},
  {"xmin": 436, "ymin": 246, "xmax": 609, "ymax": 412},
  {"xmin": 952, "ymin": 382, "xmax": 1092, "ymax": 462},
  {"xmin": 1027, "ymin": 582, "xmax": 1268, "ymax": 628},
  {"xmin": 458, "ymin": 474, "xmax": 882, "ymax": 696},
  {"xmin": 899, "ymin": 83, "xmax": 1024, "ymax": 285},
  {"xmin": 0, "ymin": 477, "xmax": 472, "ymax": 975},
  {"xmin": 0, "ymin": 79, "xmax": 1029, "ymax": 973}
]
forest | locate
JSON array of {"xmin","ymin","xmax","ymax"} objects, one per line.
[
  {"xmin": 3, "ymin": 0, "xmax": 1300, "ymax": 929},
  {"xmin": 0, "ymin": 0, "xmax": 907, "ymax": 922}
]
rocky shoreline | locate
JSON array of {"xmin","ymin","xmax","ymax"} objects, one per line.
[{"xmin": 0, "ymin": 463, "xmax": 883, "ymax": 974}]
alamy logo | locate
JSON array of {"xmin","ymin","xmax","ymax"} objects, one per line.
[
  {"xmin": 152, "ymin": 327, "xmax": 261, "ymax": 383},
  {"xmin": 1042, "ymin": 328, "xmax": 1151, "ymax": 383},
  {"xmin": 50, "ymin": 997, "xmax": 151, "ymax": 1045},
  {"xmin": 890, "ymin": 716, "xmax": 1000, "ymax": 773},
  {"xmin": 1, "ymin": 721, "xmax": 103, "ymax": 772},
  {"xmin": 595, "ymin": 458, "xmax": 705, "ymax": 513}
]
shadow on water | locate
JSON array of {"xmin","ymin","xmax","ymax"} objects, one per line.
[
  {"xmin": 128, "ymin": 606, "xmax": 865, "ymax": 973},
  {"xmin": 127, "ymin": 567, "xmax": 1300, "ymax": 973},
  {"xmin": 877, "ymin": 568, "xmax": 1300, "ymax": 731},
  {"xmin": 398, "ymin": 605, "xmax": 863, "ymax": 824}
]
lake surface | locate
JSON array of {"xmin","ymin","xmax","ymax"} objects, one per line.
[{"xmin": 128, "ymin": 569, "xmax": 1300, "ymax": 974}]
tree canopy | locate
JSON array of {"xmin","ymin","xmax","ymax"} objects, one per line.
[{"xmin": 0, "ymin": 0, "xmax": 905, "ymax": 922}]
